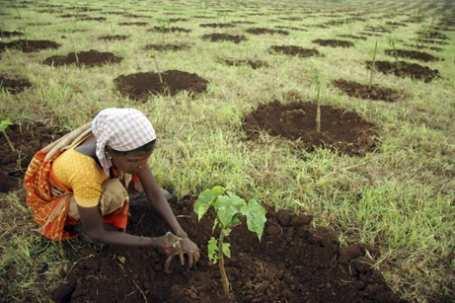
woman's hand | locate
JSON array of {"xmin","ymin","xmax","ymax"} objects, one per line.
[{"xmin": 156, "ymin": 232, "xmax": 200, "ymax": 273}]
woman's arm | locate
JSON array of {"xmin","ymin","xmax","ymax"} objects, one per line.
[{"xmin": 136, "ymin": 167, "xmax": 188, "ymax": 238}]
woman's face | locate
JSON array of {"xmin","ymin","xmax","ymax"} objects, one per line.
[{"xmin": 110, "ymin": 151, "xmax": 152, "ymax": 174}]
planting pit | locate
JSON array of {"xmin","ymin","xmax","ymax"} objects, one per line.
[
  {"xmin": 202, "ymin": 33, "xmax": 247, "ymax": 44},
  {"xmin": 0, "ymin": 74, "xmax": 32, "ymax": 94},
  {"xmin": 2, "ymin": 39, "xmax": 61, "ymax": 53},
  {"xmin": 245, "ymin": 27, "xmax": 289, "ymax": 35},
  {"xmin": 0, "ymin": 30, "xmax": 24, "ymax": 38},
  {"xmin": 42, "ymin": 50, "xmax": 123, "ymax": 67},
  {"xmin": 269, "ymin": 45, "xmax": 321, "ymax": 58},
  {"xmin": 144, "ymin": 43, "xmax": 190, "ymax": 52},
  {"xmin": 312, "ymin": 39, "xmax": 354, "ymax": 48},
  {"xmin": 366, "ymin": 60, "xmax": 440, "ymax": 82},
  {"xmin": 149, "ymin": 26, "xmax": 191, "ymax": 33},
  {"xmin": 55, "ymin": 201, "xmax": 404, "ymax": 302},
  {"xmin": 221, "ymin": 58, "xmax": 269, "ymax": 69},
  {"xmin": 243, "ymin": 101, "xmax": 378, "ymax": 156},
  {"xmin": 114, "ymin": 70, "xmax": 208, "ymax": 101},
  {"xmin": 0, "ymin": 122, "xmax": 63, "ymax": 193},
  {"xmin": 333, "ymin": 79, "xmax": 401, "ymax": 102},
  {"xmin": 384, "ymin": 49, "xmax": 440, "ymax": 62},
  {"xmin": 200, "ymin": 23, "xmax": 236, "ymax": 28},
  {"xmin": 98, "ymin": 34, "xmax": 129, "ymax": 41}
]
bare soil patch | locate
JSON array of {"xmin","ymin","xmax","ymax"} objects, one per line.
[
  {"xmin": 168, "ymin": 18, "xmax": 189, "ymax": 22},
  {"xmin": 0, "ymin": 122, "xmax": 63, "ymax": 193},
  {"xmin": 230, "ymin": 20, "xmax": 255, "ymax": 25},
  {"xmin": 366, "ymin": 60, "xmax": 440, "ymax": 82},
  {"xmin": 114, "ymin": 70, "xmax": 208, "ymax": 101},
  {"xmin": 275, "ymin": 25, "xmax": 307, "ymax": 32},
  {"xmin": 364, "ymin": 26, "xmax": 391, "ymax": 33},
  {"xmin": 404, "ymin": 43, "xmax": 443, "ymax": 53},
  {"xmin": 337, "ymin": 34, "xmax": 367, "ymax": 41},
  {"xmin": 333, "ymin": 79, "xmax": 401, "ymax": 102},
  {"xmin": 269, "ymin": 45, "xmax": 321, "ymax": 58},
  {"xmin": 417, "ymin": 31, "xmax": 449, "ymax": 40},
  {"xmin": 202, "ymin": 33, "xmax": 247, "ymax": 44},
  {"xmin": 42, "ymin": 50, "xmax": 122, "ymax": 67},
  {"xmin": 98, "ymin": 34, "xmax": 129, "ymax": 41},
  {"xmin": 144, "ymin": 43, "xmax": 190, "ymax": 52},
  {"xmin": 149, "ymin": 26, "xmax": 191, "ymax": 33},
  {"xmin": 200, "ymin": 23, "xmax": 236, "ymax": 28},
  {"xmin": 76, "ymin": 16, "xmax": 106, "ymax": 22},
  {"xmin": 243, "ymin": 101, "xmax": 378, "ymax": 156},
  {"xmin": 1, "ymin": 39, "xmax": 60, "ymax": 53},
  {"xmin": 0, "ymin": 74, "xmax": 32, "ymax": 94},
  {"xmin": 221, "ymin": 58, "xmax": 269, "ymax": 69},
  {"xmin": 312, "ymin": 39, "xmax": 354, "ymax": 48},
  {"xmin": 118, "ymin": 21, "xmax": 148, "ymax": 26},
  {"xmin": 384, "ymin": 49, "xmax": 440, "ymax": 62},
  {"xmin": 55, "ymin": 201, "xmax": 404, "ymax": 302},
  {"xmin": 245, "ymin": 27, "xmax": 289, "ymax": 35},
  {"xmin": 0, "ymin": 30, "xmax": 24, "ymax": 38},
  {"xmin": 415, "ymin": 38, "xmax": 448, "ymax": 46}
]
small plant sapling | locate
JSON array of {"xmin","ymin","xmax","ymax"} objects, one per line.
[
  {"xmin": 194, "ymin": 186, "xmax": 267, "ymax": 298},
  {"xmin": 149, "ymin": 52, "xmax": 164, "ymax": 85},
  {"xmin": 368, "ymin": 41, "xmax": 378, "ymax": 89},
  {"xmin": 313, "ymin": 72, "xmax": 322, "ymax": 133},
  {"xmin": 0, "ymin": 118, "xmax": 16, "ymax": 152}
]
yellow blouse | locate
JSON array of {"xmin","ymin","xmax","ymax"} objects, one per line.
[{"xmin": 52, "ymin": 149, "xmax": 108, "ymax": 207}]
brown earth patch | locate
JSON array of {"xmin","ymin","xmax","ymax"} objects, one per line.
[
  {"xmin": 417, "ymin": 31, "xmax": 449, "ymax": 40},
  {"xmin": 221, "ymin": 58, "xmax": 269, "ymax": 69},
  {"xmin": 144, "ymin": 43, "xmax": 190, "ymax": 52},
  {"xmin": 358, "ymin": 31, "xmax": 382, "ymax": 37},
  {"xmin": 245, "ymin": 27, "xmax": 289, "ymax": 35},
  {"xmin": 200, "ymin": 23, "xmax": 236, "ymax": 28},
  {"xmin": 0, "ymin": 74, "xmax": 32, "ymax": 94},
  {"xmin": 27, "ymin": 22, "xmax": 53, "ymax": 26},
  {"xmin": 149, "ymin": 26, "xmax": 191, "ymax": 33},
  {"xmin": 333, "ymin": 79, "xmax": 401, "ymax": 102},
  {"xmin": 415, "ymin": 38, "xmax": 448, "ymax": 46},
  {"xmin": 0, "ymin": 122, "xmax": 64, "ymax": 193},
  {"xmin": 54, "ymin": 201, "xmax": 404, "ymax": 303},
  {"xmin": 118, "ymin": 21, "xmax": 148, "ymax": 26},
  {"xmin": 275, "ymin": 25, "xmax": 307, "ymax": 32},
  {"xmin": 364, "ymin": 26, "xmax": 391, "ymax": 33},
  {"xmin": 201, "ymin": 33, "xmax": 247, "ymax": 44},
  {"xmin": 76, "ymin": 16, "xmax": 106, "ymax": 22},
  {"xmin": 0, "ymin": 30, "xmax": 24, "ymax": 38},
  {"xmin": 243, "ymin": 101, "xmax": 378, "ymax": 156},
  {"xmin": 403, "ymin": 43, "xmax": 443, "ymax": 52},
  {"xmin": 337, "ymin": 34, "xmax": 367, "ymax": 41},
  {"xmin": 230, "ymin": 20, "xmax": 255, "ymax": 25},
  {"xmin": 312, "ymin": 39, "xmax": 354, "ymax": 48},
  {"xmin": 0, "ymin": 39, "xmax": 61, "ymax": 53},
  {"xmin": 269, "ymin": 45, "xmax": 321, "ymax": 58},
  {"xmin": 168, "ymin": 18, "xmax": 189, "ymax": 22},
  {"xmin": 98, "ymin": 34, "xmax": 129, "ymax": 41},
  {"xmin": 114, "ymin": 70, "xmax": 208, "ymax": 101},
  {"xmin": 384, "ymin": 49, "xmax": 440, "ymax": 62},
  {"xmin": 366, "ymin": 60, "xmax": 440, "ymax": 82},
  {"xmin": 59, "ymin": 13, "xmax": 86, "ymax": 18},
  {"xmin": 42, "ymin": 50, "xmax": 122, "ymax": 67}
]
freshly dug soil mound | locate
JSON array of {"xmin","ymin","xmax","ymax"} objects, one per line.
[
  {"xmin": 118, "ymin": 21, "xmax": 148, "ymax": 26},
  {"xmin": 57, "ymin": 201, "xmax": 404, "ymax": 302},
  {"xmin": 114, "ymin": 70, "xmax": 208, "ymax": 100},
  {"xmin": 42, "ymin": 50, "xmax": 123, "ymax": 67},
  {"xmin": 384, "ymin": 49, "xmax": 440, "ymax": 62},
  {"xmin": 418, "ymin": 31, "xmax": 448, "ymax": 40},
  {"xmin": 269, "ymin": 45, "xmax": 320, "ymax": 58},
  {"xmin": 2, "ymin": 39, "xmax": 61, "ymax": 52},
  {"xmin": 243, "ymin": 101, "xmax": 378, "ymax": 156},
  {"xmin": 0, "ymin": 122, "xmax": 64, "ymax": 193},
  {"xmin": 202, "ymin": 33, "xmax": 247, "ymax": 44},
  {"xmin": 245, "ymin": 27, "xmax": 289, "ymax": 35},
  {"xmin": 221, "ymin": 58, "xmax": 269, "ymax": 69},
  {"xmin": 98, "ymin": 34, "xmax": 129, "ymax": 41},
  {"xmin": 337, "ymin": 34, "xmax": 367, "ymax": 41},
  {"xmin": 149, "ymin": 26, "xmax": 191, "ymax": 33},
  {"xmin": 312, "ymin": 39, "xmax": 354, "ymax": 48},
  {"xmin": 144, "ymin": 43, "xmax": 190, "ymax": 52},
  {"xmin": 200, "ymin": 23, "xmax": 236, "ymax": 28},
  {"xmin": 333, "ymin": 79, "xmax": 401, "ymax": 102},
  {"xmin": 0, "ymin": 30, "xmax": 24, "ymax": 38},
  {"xmin": 366, "ymin": 60, "xmax": 440, "ymax": 82},
  {"xmin": 0, "ymin": 74, "xmax": 32, "ymax": 94},
  {"xmin": 415, "ymin": 38, "xmax": 448, "ymax": 46}
]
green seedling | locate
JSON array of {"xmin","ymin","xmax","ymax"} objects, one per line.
[
  {"xmin": 194, "ymin": 185, "xmax": 267, "ymax": 298},
  {"xmin": 368, "ymin": 41, "xmax": 378, "ymax": 89},
  {"xmin": 149, "ymin": 52, "xmax": 164, "ymax": 85},
  {"xmin": 0, "ymin": 118, "xmax": 16, "ymax": 152}
]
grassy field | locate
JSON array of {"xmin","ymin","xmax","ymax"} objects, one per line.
[{"xmin": 0, "ymin": 0, "xmax": 454, "ymax": 302}]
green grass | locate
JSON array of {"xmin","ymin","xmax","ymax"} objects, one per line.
[{"xmin": 1, "ymin": 0, "xmax": 454, "ymax": 302}]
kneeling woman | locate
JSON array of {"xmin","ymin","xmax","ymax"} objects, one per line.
[{"xmin": 24, "ymin": 108, "xmax": 199, "ymax": 270}]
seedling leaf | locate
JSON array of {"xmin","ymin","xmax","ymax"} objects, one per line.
[
  {"xmin": 222, "ymin": 243, "xmax": 231, "ymax": 258},
  {"xmin": 208, "ymin": 237, "xmax": 218, "ymax": 263},
  {"xmin": 242, "ymin": 199, "xmax": 267, "ymax": 240}
]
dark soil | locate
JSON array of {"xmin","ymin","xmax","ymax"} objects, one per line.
[
  {"xmin": 1, "ymin": 39, "xmax": 61, "ymax": 53},
  {"xmin": 417, "ymin": 31, "xmax": 449, "ymax": 40},
  {"xmin": 337, "ymin": 34, "xmax": 367, "ymax": 41},
  {"xmin": 366, "ymin": 60, "xmax": 440, "ymax": 82},
  {"xmin": 415, "ymin": 38, "xmax": 448, "ymax": 46},
  {"xmin": 0, "ymin": 74, "xmax": 32, "ymax": 94},
  {"xmin": 200, "ymin": 23, "xmax": 236, "ymax": 28},
  {"xmin": 364, "ymin": 26, "xmax": 391, "ymax": 33},
  {"xmin": 403, "ymin": 43, "xmax": 443, "ymax": 53},
  {"xmin": 149, "ymin": 26, "xmax": 191, "ymax": 33},
  {"xmin": 56, "ymin": 201, "xmax": 405, "ymax": 302},
  {"xmin": 221, "ymin": 58, "xmax": 269, "ymax": 69},
  {"xmin": 98, "ymin": 35, "xmax": 129, "ymax": 41},
  {"xmin": 114, "ymin": 70, "xmax": 208, "ymax": 101},
  {"xmin": 269, "ymin": 45, "xmax": 321, "ymax": 58},
  {"xmin": 243, "ymin": 101, "xmax": 378, "ymax": 156},
  {"xmin": 144, "ymin": 43, "xmax": 191, "ymax": 52},
  {"xmin": 274, "ymin": 25, "xmax": 307, "ymax": 32},
  {"xmin": 42, "ymin": 50, "xmax": 123, "ymax": 67},
  {"xmin": 168, "ymin": 18, "xmax": 189, "ymax": 22},
  {"xmin": 245, "ymin": 27, "xmax": 289, "ymax": 35},
  {"xmin": 0, "ymin": 30, "xmax": 24, "ymax": 38},
  {"xmin": 202, "ymin": 33, "xmax": 247, "ymax": 44},
  {"xmin": 333, "ymin": 79, "xmax": 401, "ymax": 102},
  {"xmin": 0, "ymin": 122, "xmax": 63, "ymax": 193},
  {"xmin": 76, "ymin": 16, "xmax": 106, "ymax": 22},
  {"xmin": 312, "ymin": 39, "xmax": 354, "ymax": 48},
  {"xmin": 384, "ymin": 49, "xmax": 440, "ymax": 62},
  {"xmin": 118, "ymin": 21, "xmax": 148, "ymax": 26}
]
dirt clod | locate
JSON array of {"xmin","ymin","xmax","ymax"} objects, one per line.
[
  {"xmin": 42, "ymin": 50, "xmax": 123, "ymax": 67},
  {"xmin": 1, "ymin": 39, "xmax": 60, "ymax": 53},
  {"xmin": 333, "ymin": 79, "xmax": 401, "ymax": 102},
  {"xmin": 0, "ymin": 74, "xmax": 32, "ymax": 94},
  {"xmin": 366, "ymin": 60, "xmax": 440, "ymax": 82},
  {"xmin": 384, "ymin": 49, "xmax": 440, "ymax": 62}
]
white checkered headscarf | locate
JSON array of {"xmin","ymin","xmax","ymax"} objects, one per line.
[{"xmin": 91, "ymin": 108, "xmax": 156, "ymax": 175}]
